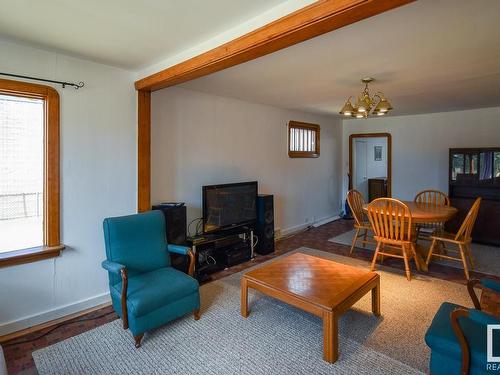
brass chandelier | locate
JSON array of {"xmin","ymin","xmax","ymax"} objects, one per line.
[{"xmin": 339, "ymin": 77, "xmax": 393, "ymax": 119}]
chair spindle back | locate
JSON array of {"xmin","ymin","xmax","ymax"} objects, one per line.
[
  {"xmin": 414, "ymin": 190, "xmax": 450, "ymax": 207},
  {"xmin": 455, "ymin": 197, "xmax": 481, "ymax": 242},
  {"xmin": 367, "ymin": 198, "xmax": 413, "ymax": 243},
  {"xmin": 347, "ymin": 189, "xmax": 366, "ymax": 226}
]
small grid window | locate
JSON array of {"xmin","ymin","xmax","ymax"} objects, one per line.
[{"xmin": 288, "ymin": 121, "xmax": 320, "ymax": 158}]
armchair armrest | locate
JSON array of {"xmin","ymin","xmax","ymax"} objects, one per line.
[
  {"xmin": 468, "ymin": 309, "xmax": 500, "ymax": 325},
  {"xmin": 450, "ymin": 308, "xmax": 500, "ymax": 375},
  {"xmin": 467, "ymin": 278, "xmax": 500, "ymax": 310},
  {"xmin": 481, "ymin": 278, "xmax": 500, "ymax": 292},
  {"xmin": 101, "ymin": 260, "xmax": 125, "ymax": 274},
  {"xmin": 450, "ymin": 308, "xmax": 471, "ymax": 375},
  {"xmin": 101, "ymin": 260, "xmax": 129, "ymax": 330},
  {"xmin": 467, "ymin": 279, "xmax": 482, "ymax": 310},
  {"xmin": 167, "ymin": 244, "xmax": 195, "ymax": 277},
  {"xmin": 168, "ymin": 244, "xmax": 191, "ymax": 255}
]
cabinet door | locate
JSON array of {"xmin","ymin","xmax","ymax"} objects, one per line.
[
  {"xmin": 494, "ymin": 151, "xmax": 500, "ymax": 184},
  {"xmin": 448, "ymin": 198, "xmax": 500, "ymax": 246},
  {"xmin": 453, "ymin": 152, "xmax": 478, "ymax": 184},
  {"xmin": 451, "ymin": 153, "xmax": 464, "ymax": 181},
  {"xmin": 479, "ymin": 151, "xmax": 493, "ymax": 183}
]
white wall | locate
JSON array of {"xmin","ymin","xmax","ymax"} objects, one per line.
[
  {"xmin": 352, "ymin": 137, "xmax": 387, "ymax": 199},
  {"xmin": 136, "ymin": 0, "xmax": 315, "ymax": 78},
  {"xmin": 342, "ymin": 107, "xmax": 500, "ymax": 201},
  {"xmin": 364, "ymin": 137, "xmax": 388, "ymax": 179},
  {"xmin": 0, "ymin": 39, "xmax": 137, "ymax": 334},
  {"xmin": 151, "ymin": 87, "xmax": 343, "ymax": 235}
]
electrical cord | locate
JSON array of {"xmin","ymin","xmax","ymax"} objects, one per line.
[
  {"xmin": 195, "ymin": 219, "xmax": 203, "ymax": 236},
  {"xmin": 187, "ymin": 217, "xmax": 203, "ymax": 237},
  {"xmin": 3, "ymin": 310, "xmax": 116, "ymax": 347},
  {"xmin": 252, "ymin": 234, "xmax": 259, "ymax": 249}
]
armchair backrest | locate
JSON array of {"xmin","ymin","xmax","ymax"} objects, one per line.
[{"xmin": 103, "ymin": 210, "xmax": 170, "ymax": 285}]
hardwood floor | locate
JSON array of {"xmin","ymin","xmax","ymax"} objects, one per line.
[{"xmin": 2, "ymin": 218, "xmax": 498, "ymax": 375}]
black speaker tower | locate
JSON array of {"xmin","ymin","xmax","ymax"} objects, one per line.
[
  {"xmin": 152, "ymin": 204, "xmax": 187, "ymax": 245},
  {"xmin": 255, "ymin": 194, "xmax": 275, "ymax": 255},
  {"xmin": 153, "ymin": 203, "xmax": 189, "ymax": 273}
]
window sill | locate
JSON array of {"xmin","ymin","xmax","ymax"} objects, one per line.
[
  {"xmin": 288, "ymin": 152, "xmax": 320, "ymax": 158},
  {"xmin": 0, "ymin": 245, "xmax": 65, "ymax": 268}
]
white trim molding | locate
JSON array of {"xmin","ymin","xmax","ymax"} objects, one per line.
[{"xmin": 0, "ymin": 292, "xmax": 111, "ymax": 336}]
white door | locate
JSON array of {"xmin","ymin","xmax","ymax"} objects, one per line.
[{"xmin": 354, "ymin": 140, "xmax": 368, "ymax": 200}]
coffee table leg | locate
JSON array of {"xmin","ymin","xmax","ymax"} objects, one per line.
[
  {"xmin": 323, "ymin": 311, "xmax": 338, "ymax": 363},
  {"xmin": 371, "ymin": 278, "xmax": 381, "ymax": 317},
  {"xmin": 241, "ymin": 277, "xmax": 249, "ymax": 318}
]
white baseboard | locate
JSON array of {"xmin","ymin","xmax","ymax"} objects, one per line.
[
  {"xmin": 0, "ymin": 292, "xmax": 111, "ymax": 336},
  {"xmin": 313, "ymin": 215, "xmax": 341, "ymax": 227},
  {"xmin": 278, "ymin": 213, "xmax": 341, "ymax": 238}
]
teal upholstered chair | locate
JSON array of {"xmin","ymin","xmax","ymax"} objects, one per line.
[
  {"xmin": 425, "ymin": 278, "xmax": 500, "ymax": 375},
  {"xmin": 102, "ymin": 210, "xmax": 200, "ymax": 347}
]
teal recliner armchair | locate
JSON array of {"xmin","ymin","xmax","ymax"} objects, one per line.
[
  {"xmin": 102, "ymin": 210, "xmax": 200, "ymax": 347},
  {"xmin": 425, "ymin": 278, "xmax": 500, "ymax": 375}
]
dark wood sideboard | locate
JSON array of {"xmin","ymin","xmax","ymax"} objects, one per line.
[
  {"xmin": 368, "ymin": 178, "xmax": 388, "ymax": 202},
  {"xmin": 447, "ymin": 148, "xmax": 500, "ymax": 246}
]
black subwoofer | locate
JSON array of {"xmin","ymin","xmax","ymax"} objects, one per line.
[
  {"xmin": 255, "ymin": 194, "xmax": 275, "ymax": 255},
  {"xmin": 152, "ymin": 204, "xmax": 187, "ymax": 245},
  {"xmin": 153, "ymin": 203, "xmax": 188, "ymax": 272}
]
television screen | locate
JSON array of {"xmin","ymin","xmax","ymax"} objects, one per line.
[{"xmin": 202, "ymin": 181, "xmax": 257, "ymax": 233}]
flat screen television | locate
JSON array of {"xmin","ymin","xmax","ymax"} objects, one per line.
[{"xmin": 202, "ymin": 181, "xmax": 258, "ymax": 234}]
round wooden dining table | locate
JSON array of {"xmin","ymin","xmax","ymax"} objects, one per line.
[
  {"xmin": 362, "ymin": 201, "xmax": 458, "ymax": 224},
  {"xmin": 362, "ymin": 200, "xmax": 458, "ymax": 272}
]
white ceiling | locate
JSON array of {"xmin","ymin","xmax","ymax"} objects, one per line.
[
  {"xmin": 181, "ymin": 0, "xmax": 500, "ymax": 117},
  {"xmin": 0, "ymin": 0, "xmax": 290, "ymax": 69}
]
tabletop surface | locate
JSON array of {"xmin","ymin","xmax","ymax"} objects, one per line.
[
  {"xmin": 243, "ymin": 252, "xmax": 378, "ymax": 309},
  {"xmin": 362, "ymin": 200, "xmax": 458, "ymax": 223}
]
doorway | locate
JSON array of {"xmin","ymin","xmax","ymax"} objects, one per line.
[{"xmin": 349, "ymin": 133, "xmax": 392, "ymax": 202}]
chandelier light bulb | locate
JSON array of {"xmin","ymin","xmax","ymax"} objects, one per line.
[
  {"xmin": 339, "ymin": 78, "xmax": 393, "ymax": 119},
  {"xmin": 339, "ymin": 97, "xmax": 354, "ymax": 116}
]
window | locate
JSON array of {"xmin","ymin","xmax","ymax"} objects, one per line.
[
  {"xmin": 0, "ymin": 79, "xmax": 62, "ymax": 267},
  {"xmin": 288, "ymin": 121, "xmax": 320, "ymax": 158}
]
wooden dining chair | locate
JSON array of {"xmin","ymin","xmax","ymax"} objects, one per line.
[
  {"xmin": 346, "ymin": 189, "xmax": 374, "ymax": 254},
  {"xmin": 414, "ymin": 190, "xmax": 450, "ymax": 241},
  {"xmin": 426, "ymin": 197, "xmax": 481, "ymax": 280},
  {"xmin": 367, "ymin": 198, "xmax": 420, "ymax": 281},
  {"xmin": 414, "ymin": 190, "xmax": 450, "ymax": 207}
]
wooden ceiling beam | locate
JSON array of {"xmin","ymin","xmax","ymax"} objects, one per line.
[{"xmin": 134, "ymin": 0, "xmax": 415, "ymax": 92}]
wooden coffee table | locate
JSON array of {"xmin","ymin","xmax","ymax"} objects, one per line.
[{"xmin": 241, "ymin": 253, "xmax": 380, "ymax": 363}]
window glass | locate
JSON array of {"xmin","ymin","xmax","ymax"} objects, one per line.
[
  {"xmin": 495, "ymin": 152, "xmax": 500, "ymax": 178},
  {"xmin": 479, "ymin": 152, "xmax": 493, "ymax": 180},
  {"xmin": 288, "ymin": 121, "xmax": 320, "ymax": 158},
  {"xmin": 464, "ymin": 154, "xmax": 470, "ymax": 174},
  {"xmin": 0, "ymin": 94, "xmax": 44, "ymax": 252},
  {"xmin": 451, "ymin": 153, "xmax": 464, "ymax": 181},
  {"xmin": 471, "ymin": 154, "xmax": 478, "ymax": 174}
]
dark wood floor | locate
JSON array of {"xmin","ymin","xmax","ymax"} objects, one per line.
[{"xmin": 2, "ymin": 218, "xmax": 498, "ymax": 375}]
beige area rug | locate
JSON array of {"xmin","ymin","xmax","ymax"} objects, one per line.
[
  {"xmin": 330, "ymin": 229, "xmax": 500, "ymax": 277},
  {"xmin": 33, "ymin": 248, "xmax": 474, "ymax": 374}
]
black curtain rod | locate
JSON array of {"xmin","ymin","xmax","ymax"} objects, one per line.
[{"xmin": 0, "ymin": 72, "xmax": 84, "ymax": 89}]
